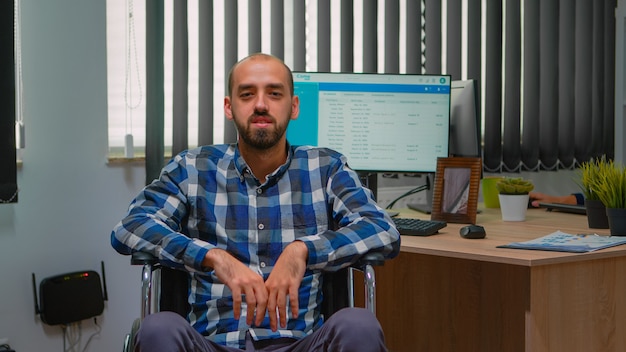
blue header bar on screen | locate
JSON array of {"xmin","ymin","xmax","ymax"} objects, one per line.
[{"xmin": 317, "ymin": 82, "xmax": 450, "ymax": 94}]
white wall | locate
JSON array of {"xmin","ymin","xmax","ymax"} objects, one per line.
[{"xmin": 0, "ymin": 1, "xmax": 144, "ymax": 351}]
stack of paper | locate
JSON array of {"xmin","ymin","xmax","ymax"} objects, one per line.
[{"xmin": 497, "ymin": 231, "xmax": 626, "ymax": 253}]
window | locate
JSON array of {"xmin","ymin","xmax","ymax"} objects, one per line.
[
  {"xmin": 105, "ymin": 0, "xmax": 426, "ymax": 160},
  {"xmin": 106, "ymin": 0, "xmax": 206, "ymax": 158}
]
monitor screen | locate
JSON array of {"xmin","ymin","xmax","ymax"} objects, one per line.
[
  {"xmin": 448, "ymin": 80, "xmax": 481, "ymax": 158},
  {"xmin": 287, "ymin": 72, "xmax": 451, "ymax": 173}
]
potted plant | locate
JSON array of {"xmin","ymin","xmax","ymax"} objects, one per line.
[
  {"xmin": 589, "ymin": 160, "xmax": 626, "ymax": 236},
  {"xmin": 577, "ymin": 156, "xmax": 610, "ymax": 229},
  {"xmin": 496, "ymin": 177, "xmax": 534, "ymax": 221}
]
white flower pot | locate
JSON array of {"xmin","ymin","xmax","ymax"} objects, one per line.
[{"xmin": 498, "ymin": 194, "xmax": 529, "ymax": 221}]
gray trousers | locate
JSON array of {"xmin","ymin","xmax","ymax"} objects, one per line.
[{"xmin": 135, "ymin": 307, "xmax": 387, "ymax": 352}]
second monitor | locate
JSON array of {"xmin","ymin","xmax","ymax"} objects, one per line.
[{"xmin": 448, "ymin": 79, "xmax": 481, "ymax": 158}]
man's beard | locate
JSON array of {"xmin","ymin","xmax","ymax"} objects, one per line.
[{"xmin": 234, "ymin": 111, "xmax": 290, "ymax": 150}]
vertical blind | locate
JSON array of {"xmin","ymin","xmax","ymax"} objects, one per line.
[
  {"xmin": 1, "ymin": 0, "xmax": 17, "ymax": 204},
  {"xmin": 144, "ymin": 0, "xmax": 615, "ymax": 182}
]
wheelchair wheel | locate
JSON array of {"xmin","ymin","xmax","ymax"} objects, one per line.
[{"xmin": 123, "ymin": 318, "xmax": 141, "ymax": 352}]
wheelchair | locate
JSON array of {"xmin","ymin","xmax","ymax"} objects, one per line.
[{"xmin": 123, "ymin": 251, "xmax": 385, "ymax": 351}]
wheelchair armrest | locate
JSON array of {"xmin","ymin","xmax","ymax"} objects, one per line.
[
  {"xmin": 130, "ymin": 251, "xmax": 161, "ymax": 319},
  {"xmin": 345, "ymin": 251, "xmax": 384, "ymax": 314},
  {"xmin": 353, "ymin": 252, "xmax": 385, "ymax": 270},
  {"xmin": 131, "ymin": 251, "xmax": 159, "ymax": 266}
]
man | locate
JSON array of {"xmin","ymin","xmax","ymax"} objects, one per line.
[{"xmin": 111, "ymin": 53, "xmax": 400, "ymax": 351}]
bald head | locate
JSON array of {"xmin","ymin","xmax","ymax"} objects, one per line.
[{"xmin": 227, "ymin": 53, "xmax": 294, "ymax": 97}]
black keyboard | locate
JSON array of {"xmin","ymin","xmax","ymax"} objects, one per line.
[{"xmin": 392, "ymin": 217, "xmax": 447, "ymax": 236}]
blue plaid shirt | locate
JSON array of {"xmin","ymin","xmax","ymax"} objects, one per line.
[{"xmin": 111, "ymin": 143, "xmax": 400, "ymax": 349}]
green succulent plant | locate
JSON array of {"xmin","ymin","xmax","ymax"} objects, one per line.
[
  {"xmin": 577, "ymin": 156, "xmax": 611, "ymax": 201},
  {"xmin": 496, "ymin": 177, "xmax": 534, "ymax": 195},
  {"xmin": 588, "ymin": 160, "xmax": 626, "ymax": 209}
]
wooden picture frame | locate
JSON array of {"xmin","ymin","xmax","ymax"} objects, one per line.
[{"xmin": 431, "ymin": 157, "xmax": 482, "ymax": 224}]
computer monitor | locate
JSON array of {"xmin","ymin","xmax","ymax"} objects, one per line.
[
  {"xmin": 448, "ymin": 80, "xmax": 481, "ymax": 158},
  {"xmin": 287, "ymin": 72, "xmax": 452, "ymax": 174}
]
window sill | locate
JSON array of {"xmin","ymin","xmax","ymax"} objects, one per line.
[
  {"xmin": 106, "ymin": 156, "xmax": 146, "ymax": 165},
  {"xmin": 106, "ymin": 154, "xmax": 170, "ymax": 166},
  {"xmin": 107, "ymin": 146, "xmax": 173, "ymax": 165}
]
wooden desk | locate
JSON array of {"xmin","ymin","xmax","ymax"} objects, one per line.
[{"xmin": 375, "ymin": 207, "xmax": 626, "ymax": 352}]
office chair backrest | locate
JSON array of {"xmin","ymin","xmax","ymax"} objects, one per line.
[
  {"xmin": 159, "ymin": 268, "xmax": 189, "ymax": 317},
  {"xmin": 321, "ymin": 270, "xmax": 350, "ymax": 318}
]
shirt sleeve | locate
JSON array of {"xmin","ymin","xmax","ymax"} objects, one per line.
[
  {"xmin": 299, "ymin": 155, "xmax": 401, "ymax": 271},
  {"xmin": 573, "ymin": 192, "xmax": 585, "ymax": 205},
  {"xmin": 110, "ymin": 154, "xmax": 213, "ymax": 272}
]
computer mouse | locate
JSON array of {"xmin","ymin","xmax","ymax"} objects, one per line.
[{"xmin": 460, "ymin": 224, "xmax": 486, "ymax": 239}]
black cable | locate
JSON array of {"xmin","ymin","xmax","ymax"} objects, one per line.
[{"xmin": 385, "ymin": 184, "xmax": 429, "ymax": 209}]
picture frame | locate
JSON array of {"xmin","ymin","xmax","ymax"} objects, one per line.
[{"xmin": 431, "ymin": 157, "xmax": 482, "ymax": 224}]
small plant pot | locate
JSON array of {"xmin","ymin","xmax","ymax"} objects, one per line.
[
  {"xmin": 606, "ymin": 208, "xmax": 626, "ymax": 236},
  {"xmin": 498, "ymin": 194, "xmax": 529, "ymax": 222},
  {"xmin": 585, "ymin": 199, "xmax": 609, "ymax": 229}
]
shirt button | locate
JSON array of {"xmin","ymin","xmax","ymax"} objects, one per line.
[
  {"xmin": 258, "ymin": 223, "xmax": 265, "ymax": 230},
  {"xmin": 256, "ymin": 188, "xmax": 262, "ymax": 194},
  {"xmin": 260, "ymin": 262, "xmax": 266, "ymax": 268}
]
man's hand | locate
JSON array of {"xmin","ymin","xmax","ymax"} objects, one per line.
[
  {"xmin": 264, "ymin": 241, "xmax": 308, "ymax": 331},
  {"xmin": 203, "ymin": 248, "xmax": 268, "ymax": 326}
]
